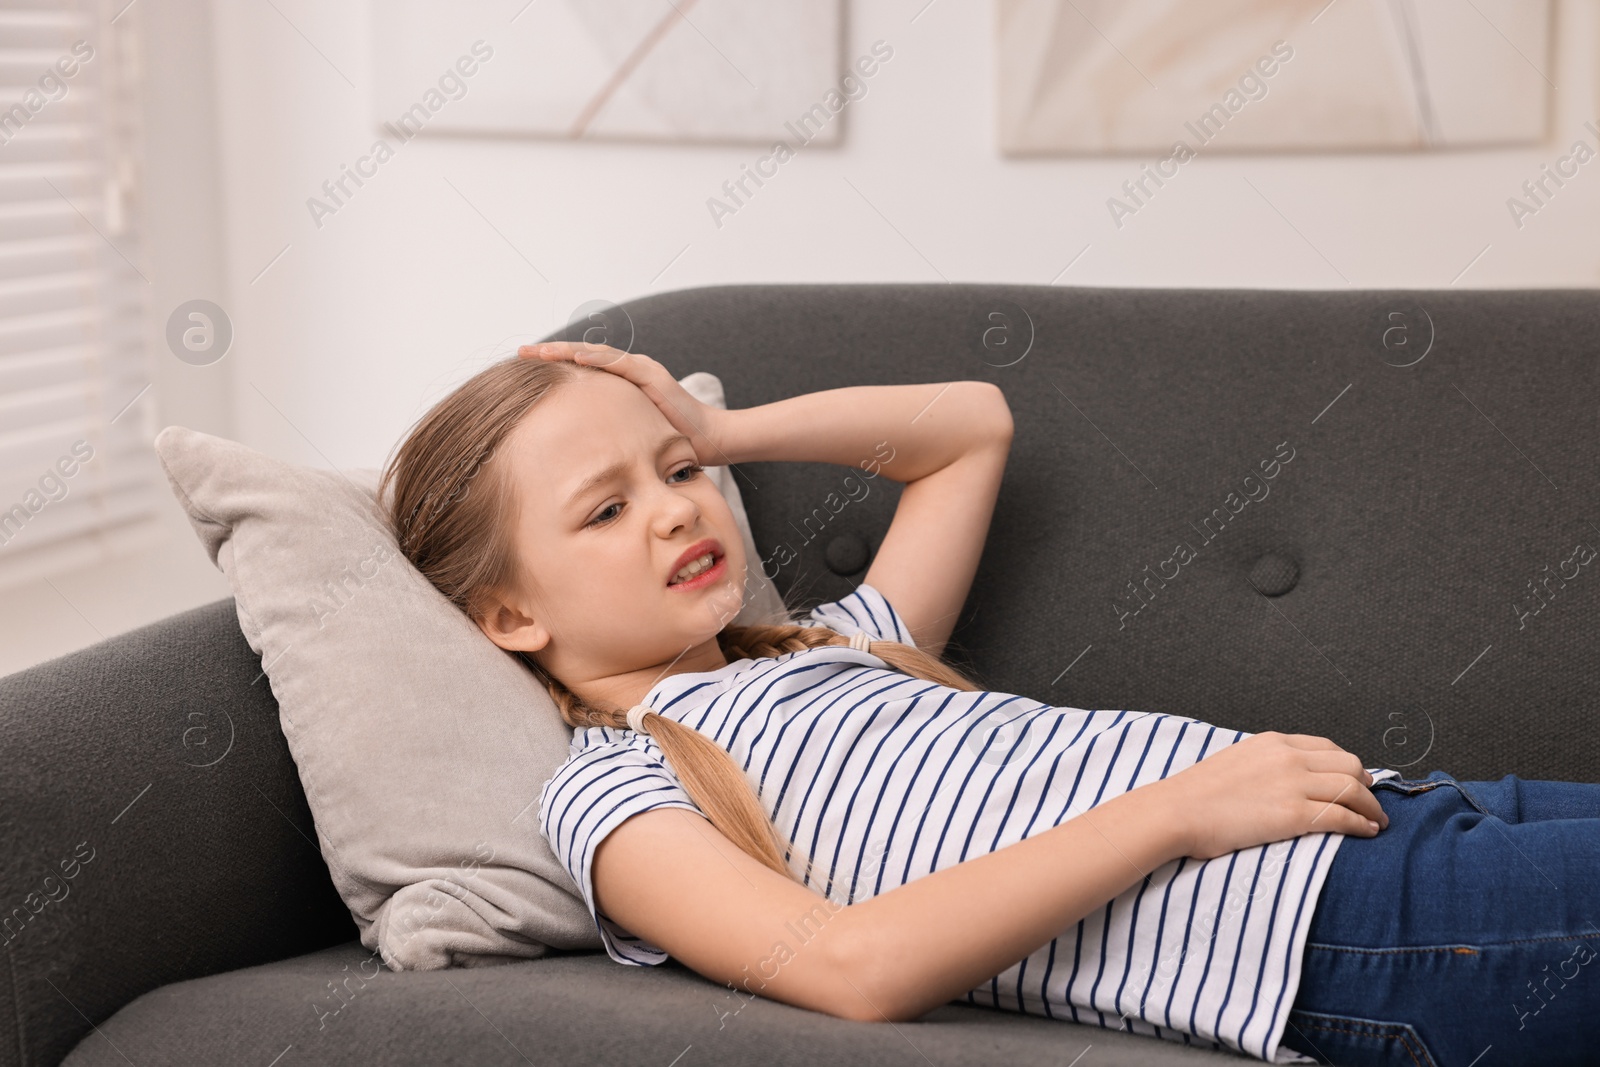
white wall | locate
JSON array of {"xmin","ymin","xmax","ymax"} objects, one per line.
[
  {"xmin": 210, "ymin": 0, "xmax": 1598, "ymax": 474},
  {"xmin": 3, "ymin": 0, "xmax": 1596, "ymax": 675}
]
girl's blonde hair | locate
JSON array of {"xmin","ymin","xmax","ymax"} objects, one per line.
[{"xmin": 381, "ymin": 357, "xmax": 983, "ymax": 886}]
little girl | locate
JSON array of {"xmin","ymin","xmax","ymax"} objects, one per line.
[{"xmin": 381, "ymin": 342, "xmax": 1598, "ymax": 1066}]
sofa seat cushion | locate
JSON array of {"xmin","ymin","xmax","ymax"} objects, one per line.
[{"xmin": 62, "ymin": 941, "xmax": 1245, "ymax": 1066}]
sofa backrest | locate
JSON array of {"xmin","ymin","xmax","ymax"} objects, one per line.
[{"xmin": 558, "ymin": 284, "xmax": 1600, "ymax": 784}]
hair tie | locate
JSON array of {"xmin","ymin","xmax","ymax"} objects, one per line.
[
  {"xmin": 626, "ymin": 704, "xmax": 653, "ymax": 733},
  {"xmin": 848, "ymin": 630, "xmax": 874, "ymax": 653}
]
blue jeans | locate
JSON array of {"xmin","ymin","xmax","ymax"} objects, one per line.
[{"xmin": 1280, "ymin": 770, "xmax": 1600, "ymax": 1066}]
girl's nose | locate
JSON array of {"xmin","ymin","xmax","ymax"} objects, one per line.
[{"xmin": 653, "ymin": 485, "xmax": 699, "ymax": 529}]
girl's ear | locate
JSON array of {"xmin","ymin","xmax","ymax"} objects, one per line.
[{"xmin": 475, "ymin": 592, "xmax": 551, "ymax": 654}]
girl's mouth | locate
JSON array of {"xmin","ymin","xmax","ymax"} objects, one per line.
[{"xmin": 667, "ymin": 550, "xmax": 726, "ymax": 591}]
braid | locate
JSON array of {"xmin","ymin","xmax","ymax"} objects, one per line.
[
  {"xmin": 720, "ymin": 622, "xmax": 983, "ymax": 696},
  {"xmin": 718, "ymin": 622, "xmax": 842, "ymax": 661},
  {"xmin": 528, "ymin": 620, "xmax": 984, "ymax": 891}
]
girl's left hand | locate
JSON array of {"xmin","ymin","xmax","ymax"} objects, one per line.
[{"xmin": 517, "ymin": 341, "xmax": 732, "ymax": 465}]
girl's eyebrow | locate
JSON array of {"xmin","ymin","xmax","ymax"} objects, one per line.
[{"xmin": 563, "ymin": 432, "xmax": 692, "ymax": 513}]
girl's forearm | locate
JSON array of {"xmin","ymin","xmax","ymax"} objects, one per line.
[
  {"xmin": 829, "ymin": 778, "xmax": 1192, "ymax": 1023},
  {"xmin": 719, "ymin": 382, "xmax": 1011, "ymax": 482}
]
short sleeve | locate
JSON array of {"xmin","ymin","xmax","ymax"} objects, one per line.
[
  {"xmin": 536, "ymin": 739, "xmax": 702, "ymax": 966},
  {"xmin": 801, "ymin": 582, "xmax": 916, "ymax": 648}
]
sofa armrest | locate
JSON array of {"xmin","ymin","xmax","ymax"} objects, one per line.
[{"xmin": 0, "ymin": 598, "xmax": 356, "ymax": 1067}]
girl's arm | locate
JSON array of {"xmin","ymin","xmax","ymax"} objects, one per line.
[
  {"xmin": 592, "ymin": 774, "xmax": 1190, "ymax": 1024},
  {"xmin": 594, "ymin": 732, "xmax": 1385, "ymax": 1023},
  {"xmin": 719, "ymin": 381, "xmax": 1014, "ymax": 658}
]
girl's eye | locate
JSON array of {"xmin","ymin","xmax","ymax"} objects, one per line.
[
  {"xmin": 670, "ymin": 463, "xmax": 705, "ymax": 484},
  {"xmin": 585, "ymin": 464, "xmax": 705, "ymax": 528},
  {"xmin": 586, "ymin": 504, "xmax": 621, "ymax": 528}
]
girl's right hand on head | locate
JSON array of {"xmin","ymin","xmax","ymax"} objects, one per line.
[
  {"xmin": 1158, "ymin": 731, "xmax": 1389, "ymax": 861},
  {"xmin": 517, "ymin": 341, "xmax": 732, "ymax": 466}
]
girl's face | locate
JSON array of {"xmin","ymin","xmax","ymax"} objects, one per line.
[{"xmin": 478, "ymin": 370, "xmax": 748, "ymax": 705}]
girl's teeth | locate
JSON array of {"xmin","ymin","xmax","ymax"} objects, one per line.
[{"xmin": 672, "ymin": 552, "xmax": 715, "ymax": 584}]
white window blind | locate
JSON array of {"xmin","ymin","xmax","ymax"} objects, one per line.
[{"xmin": 0, "ymin": 0, "xmax": 162, "ymax": 591}]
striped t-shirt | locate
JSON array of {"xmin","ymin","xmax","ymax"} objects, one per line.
[{"xmin": 537, "ymin": 583, "xmax": 1399, "ymax": 1064}]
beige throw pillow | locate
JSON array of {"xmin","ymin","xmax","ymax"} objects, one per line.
[{"xmin": 153, "ymin": 371, "xmax": 786, "ymax": 970}]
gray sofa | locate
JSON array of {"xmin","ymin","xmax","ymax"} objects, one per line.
[{"xmin": 4, "ymin": 283, "xmax": 1597, "ymax": 1066}]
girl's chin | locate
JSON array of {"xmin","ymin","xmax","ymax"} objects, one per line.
[{"xmin": 669, "ymin": 575, "xmax": 746, "ymax": 623}]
